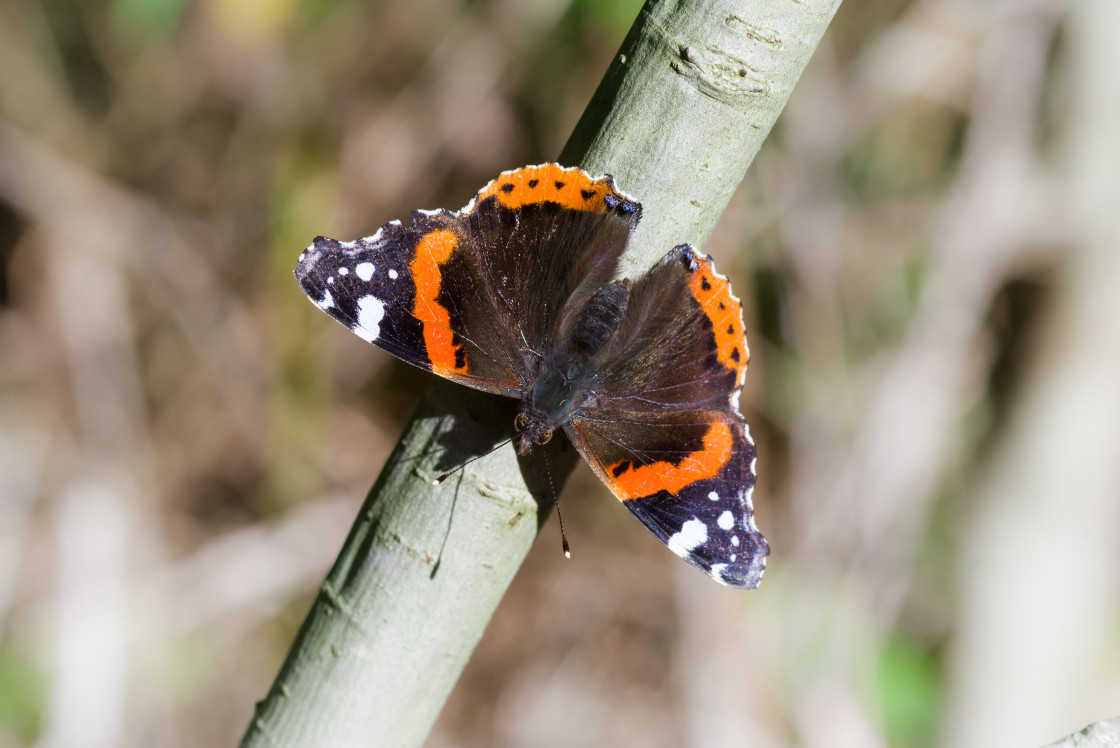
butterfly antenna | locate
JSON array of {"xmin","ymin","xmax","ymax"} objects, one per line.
[
  {"xmin": 432, "ymin": 438, "xmax": 513, "ymax": 485},
  {"xmin": 542, "ymin": 449, "xmax": 570, "ymax": 558}
]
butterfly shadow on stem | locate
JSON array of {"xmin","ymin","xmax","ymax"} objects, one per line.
[{"xmin": 420, "ymin": 378, "xmax": 580, "ymax": 572}]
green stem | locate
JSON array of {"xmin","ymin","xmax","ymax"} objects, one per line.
[{"xmin": 240, "ymin": 0, "xmax": 841, "ymax": 746}]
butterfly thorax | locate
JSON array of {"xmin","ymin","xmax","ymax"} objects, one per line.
[{"xmin": 514, "ymin": 280, "xmax": 632, "ymax": 455}]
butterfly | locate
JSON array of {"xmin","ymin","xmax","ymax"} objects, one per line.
[{"xmin": 295, "ymin": 164, "xmax": 767, "ymax": 588}]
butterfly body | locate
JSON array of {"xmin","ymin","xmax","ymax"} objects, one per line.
[
  {"xmin": 516, "ymin": 279, "xmax": 632, "ymax": 455},
  {"xmin": 296, "ymin": 164, "xmax": 768, "ymax": 588}
]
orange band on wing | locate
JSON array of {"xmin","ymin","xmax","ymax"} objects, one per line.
[
  {"xmin": 689, "ymin": 263, "xmax": 748, "ymax": 381},
  {"xmin": 476, "ymin": 164, "xmax": 620, "ymax": 212},
  {"xmin": 609, "ymin": 422, "xmax": 733, "ymax": 499},
  {"xmin": 410, "ymin": 229, "xmax": 467, "ymax": 377}
]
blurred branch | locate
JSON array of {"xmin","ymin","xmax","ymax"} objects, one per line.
[
  {"xmin": 134, "ymin": 494, "xmax": 359, "ymax": 635},
  {"xmin": 940, "ymin": 0, "xmax": 1120, "ymax": 744},
  {"xmin": 40, "ymin": 481, "xmax": 130, "ymax": 748},
  {"xmin": 0, "ymin": 122, "xmax": 148, "ymax": 748},
  {"xmin": 0, "ymin": 429, "xmax": 44, "ymax": 638},
  {"xmin": 0, "ymin": 121, "xmax": 269, "ymax": 443},
  {"xmin": 790, "ymin": 0, "xmax": 1064, "ymax": 613},
  {"xmin": 1042, "ymin": 717, "xmax": 1120, "ymax": 748},
  {"xmin": 240, "ymin": 0, "xmax": 842, "ymax": 746}
]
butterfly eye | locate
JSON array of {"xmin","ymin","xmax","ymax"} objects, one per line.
[
  {"xmin": 536, "ymin": 430, "xmax": 553, "ymax": 445},
  {"xmin": 514, "ymin": 413, "xmax": 529, "ymax": 432}
]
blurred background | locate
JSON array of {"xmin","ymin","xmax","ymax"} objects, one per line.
[{"xmin": 2, "ymin": 0, "xmax": 1119, "ymax": 746}]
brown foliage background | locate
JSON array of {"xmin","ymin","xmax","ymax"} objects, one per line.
[{"xmin": 1, "ymin": 0, "xmax": 1118, "ymax": 747}]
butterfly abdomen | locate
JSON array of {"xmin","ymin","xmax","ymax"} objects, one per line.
[
  {"xmin": 520, "ymin": 282, "xmax": 632, "ymax": 438},
  {"xmin": 569, "ymin": 280, "xmax": 631, "ymax": 358}
]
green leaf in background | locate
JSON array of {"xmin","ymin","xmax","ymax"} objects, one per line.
[
  {"xmin": 294, "ymin": 0, "xmax": 354, "ymax": 28},
  {"xmin": 0, "ymin": 647, "xmax": 45, "ymax": 744},
  {"xmin": 573, "ymin": 0, "xmax": 646, "ymax": 37},
  {"xmin": 878, "ymin": 634, "xmax": 942, "ymax": 748},
  {"xmin": 112, "ymin": 0, "xmax": 189, "ymax": 35}
]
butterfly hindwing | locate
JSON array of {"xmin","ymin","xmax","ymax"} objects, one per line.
[{"xmin": 565, "ymin": 246, "xmax": 767, "ymax": 588}]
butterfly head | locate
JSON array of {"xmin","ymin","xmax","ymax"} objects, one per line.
[{"xmin": 513, "ymin": 410, "xmax": 554, "ymax": 456}]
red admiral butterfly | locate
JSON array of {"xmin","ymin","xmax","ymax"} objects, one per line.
[{"xmin": 296, "ymin": 164, "xmax": 767, "ymax": 588}]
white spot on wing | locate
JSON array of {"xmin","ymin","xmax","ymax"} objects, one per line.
[
  {"xmin": 731, "ymin": 535, "xmax": 740, "ymax": 546},
  {"xmin": 708, "ymin": 491, "xmax": 719, "ymax": 502},
  {"xmin": 356, "ymin": 262, "xmax": 375, "ymax": 281},
  {"xmin": 667, "ymin": 519, "xmax": 708, "ymax": 558},
  {"xmin": 717, "ymin": 511, "xmax": 734, "ymax": 530},
  {"xmin": 709, "ymin": 563, "xmax": 731, "ymax": 586},
  {"xmin": 388, "ymin": 269, "xmax": 398, "ymax": 279},
  {"xmin": 743, "ymin": 509, "xmax": 759, "ymax": 533},
  {"xmin": 327, "ymin": 276, "xmax": 334, "ymax": 284},
  {"xmin": 315, "ymin": 290, "xmax": 334, "ymax": 309},
  {"xmin": 338, "ymin": 267, "xmax": 349, "ymax": 276},
  {"xmin": 353, "ymin": 295, "xmax": 386, "ymax": 342}
]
